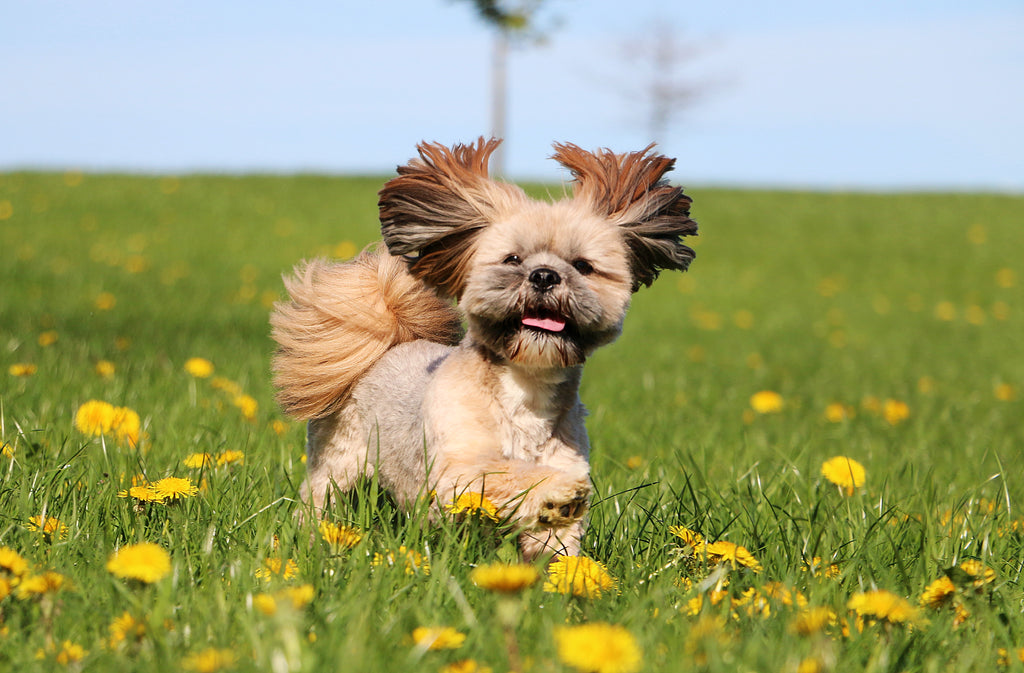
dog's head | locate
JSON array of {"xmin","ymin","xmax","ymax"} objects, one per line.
[{"xmin": 379, "ymin": 138, "xmax": 697, "ymax": 368}]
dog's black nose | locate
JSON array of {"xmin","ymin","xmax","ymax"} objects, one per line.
[{"xmin": 529, "ymin": 267, "xmax": 561, "ymax": 291}]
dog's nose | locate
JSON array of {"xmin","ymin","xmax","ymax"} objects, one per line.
[{"xmin": 529, "ymin": 267, "xmax": 561, "ymax": 291}]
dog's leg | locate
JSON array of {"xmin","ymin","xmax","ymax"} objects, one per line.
[
  {"xmin": 300, "ymin": 409, "xmax": 374, "ymax": 519},
  {"xmin": 435, "ymin": 459, "xmax": 591, "ymax": 537},
  {"xmin": 518, "ymin": 520, "xmax": 584, "ymax": 562}
]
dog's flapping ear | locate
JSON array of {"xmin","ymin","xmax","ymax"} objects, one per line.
[
  {"xmin": 552, "ymin": 142, "xmax": 697, "ymax": 291},
  {"xmin": 379, "ymin": 137, "xmax": 525, "ymax": 298}
]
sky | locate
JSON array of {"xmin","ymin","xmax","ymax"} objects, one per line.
[{"xmin": 3, "ymin": 0, "xmax": 1023, "ymax": 190}]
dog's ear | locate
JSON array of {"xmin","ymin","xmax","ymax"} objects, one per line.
[
  {"xmin": 379, "ymin": 137, "xmax": 525, "ymax": 298},
  {"xmin": 552, "ymin": 142, "xmax": 697, "ymax": 291}
]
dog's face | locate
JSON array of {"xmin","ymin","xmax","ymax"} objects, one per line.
[
  {"xmin": 379, "ymin": 138, "xmax": 697, "ymax": 368},
  {"xmin": 460, "ymin": 201, "xmax": 632, "ymax": 367}
]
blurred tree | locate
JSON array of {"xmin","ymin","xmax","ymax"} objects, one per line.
[
  {"xmin": 618, "ymin": 21, "xmax": 708, "ymax": 146},
  {"xmin": 454, "ymin": 0, "xmax": 555, "ymax": 176}
]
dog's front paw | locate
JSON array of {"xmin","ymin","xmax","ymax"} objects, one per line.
[{"xmin": 526, "ymin": 476, "xmax": 590, "ymax": 529}]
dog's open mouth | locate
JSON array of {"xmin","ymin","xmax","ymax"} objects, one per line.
[{"xmin": 521, "ymin": 308, "xmax": 567, "ymax": 334}]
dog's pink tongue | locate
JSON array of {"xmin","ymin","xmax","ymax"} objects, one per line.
[{"xmin": 522, "ymin": 316, "xmax": 566, "ymax": 332}]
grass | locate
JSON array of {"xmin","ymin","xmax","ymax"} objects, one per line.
[{"xmin": 1, "ymin": 170, "xmax": 1023, "ymax": 672}]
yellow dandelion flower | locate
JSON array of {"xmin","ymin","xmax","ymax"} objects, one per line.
[
  {"xmin": 965, "ymin": 304, "xmax": 986, "ymax": 325},
  {"xmin": 75, "ymin": 399, "xmax": 116, "ymax": 436},
  {"xmin": 668, "ymin": 526, "xmax": 704, "ymax": 546},
  {"xmin": 255, "ymin": 557, "xmax": 299, "ymax": 581},
  {"xmin": 994, "ymin": 383, "xmax": 1017, "ymax": 401},
  {"xmin": 182, "ymin": 647, "xmax": 238, "ymax": 673},
  {"xmin": 749, "ymin": 390, "xmax": 784, "ymax": 414},
  {"xmin": 233, "ymin": 394, "xmax": 258, "ymax": 421},
  {"xmin": 270, "ymin": 419, "xmax": 288, "ymax": 435},
  {"xmin": 38, "ymin": 330, "xmax": 58, "ymax": 347},
  {"xmin": 624, "ymin": 455, "xmax": 644, "ymax": 470},
  {"xmin": 106, "ymin": 542, "xmax": 172, "ymax": 584},
  {"xmin": 995, "ymin": 267, "xmax": 1017, "ymax": 288},
  {"xmin": 883, "ymin": 399, "xmax": 910, "ymax": 425},
  {"xmin": 998, "ymin": 648, "xmax": 1024, "ymax": 667},
  {"xmin": 959, "ymin": 559, "xmax": 996, "ymax": 588},
  {"xmin": 26, "ymin": 515, "xmax": 69, "ymax": 541},
  {"xmin": 55, "ymin": 640, "xmax": 87, "ymax": 665},
  {"xmin": 816, "ymin": 274, "xmax": 845, "ymax": 297},
  {"xmin": 732, "ymin": 587, "xmax": 771, "ymax": 618},
  {"xmin": 118, "ymin": 484, "xmax": 165, "ymax": 502},
  {"xmin": 824, "ymin": 402, "xmax": 854, "ymax": 422},
  {"xmin": 2, "ymin": 441, "xmax": 14, "ymax": 459},
  {"xmin": 919, "ymin": 576, "xmax": 956, "ymax": 608},
  {"xmin": 934, "ymin": 300, "xmax": 957, "ymax": 321},
  {"xmin": 253, "ymin": 583, "xmax": 315, "ymax": 614},
  {"xmin": 371, "ymin": 546, "xmax": 430, "ymax": 575},
  {"xmin": 555, "ymin": 622, "xmax": 642, "ymax": 673},
  {"xmin": 797, "ymin": 658, "xmax": 823, "ymax": 673},
  {"xmin": 123, "ymin": 254, "xmax": 148, "ymax": 273},
  {"xmin": 732, "ymin": 309, "xmax": 755, "ymax": 329},
  {"xmin": 8, "ymin": 363, "xmax": 37, "ymax": 377},
  {"xmin": 279, "ymin": 583, "xmax": 315, "ymax": 609},
  {"xmin": 111, "ymin": 406, "xmax": 142, "ymax": 447},
  {"xmin": 333, "ymin": 240, "xmax": 358, "ymax": 259},
  {"xmin": 789, "ymin": 606, "xmax": 837, "ymax": 635},
  {"xmin": 0, "ymin": 577, "xmax": 11, "ymax": 601},
  {"xmin": 821, "ymin": 456, "xmax": 866, "ymax": 495},
  {"xmin": 183, "ymin": 452, "xmax": 215, "ymax": 468},
  {"xmin": 210, "ymin": 377, "xmax": 242, "ymax": 396},
  {"xmin": 445, "ymin": 492, "xmax": 499, "ymax": 521},
  {"xmin": 411, "ymin": 626, "xmax": 466, "ymax": 651},
  {"xmin": 802, "ymin": 557, "xmax": 841, "ymax": 579},
  {"xmin": 95, "ymin": 360, "xmax": 116, "ymax": 378},
  {"xmin": 318, "ymin": 521, "xmax": 363, "ymax": 549},
  {"xmin": 108, "ymin": 611, "xmax": 147, "ymax": 649},
  {"xmin": 694, "ymin": 540, "xmax": 762, "ymax": 573},
  {"xmin": 470, "ymin": 562, "xmax": 539, "ymax": 593},
  {"xmin": 848, "ymin": 589, "xmax": 919, "ymax": 624},
  {"xmin": 184, "ymin": 357, "xmax": 215, "ymax": 378},
  {"xmin": 151, "ymin": 476, "xmax": 198, "ymax": 501},
  {"xmin": 689, "ymin": 306, "xmax": 722, "ymax": 330},
  {"xmin": 544, "ymin": 556, "xmax": 617, "ymax": 598},
  {"xmin": 0, "ymin": 547, "xmax": 29, "ymax": 577},
  {"xmin": 684, "ymin": 614, "xmax": 729, "ymax": 666},
  {"xmin": 762, "ymin": 581, "xmax": 807, "ymax": 607},
  {"xmin": 441, "ymin": 660, "xmax": 493, "ymax": 673},
  {"xmin": 16, "ymin": 570, "xmax": 68, "ymax": 598},
  {"xmin": 95, "ymin": 292, "xmax": 117, "ymax": 310},
  {"xmin": 253, "ymin": 593, "xmax": 277, "ymax": 616},
  {"xmin": 216, "ymin": 450, "xmax": 245, "ymax": 466},
  {"xmin": 683, "ymin": 591, "xmax": 728, "ymax": 616}
]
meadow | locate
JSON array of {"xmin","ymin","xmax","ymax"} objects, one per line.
[{"xmin": 1, "ymin": 170, "xmax": 1023, "ymax": 673}]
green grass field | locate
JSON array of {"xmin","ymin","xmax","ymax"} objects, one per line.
[{"xmin": 1, "ymin": 171, "xmax": 1023, "ymax": 672}]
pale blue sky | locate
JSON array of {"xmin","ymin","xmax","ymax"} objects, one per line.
[{"xmin": 3, "ymin": 1, "xmax": 1023, "ymax": 189}]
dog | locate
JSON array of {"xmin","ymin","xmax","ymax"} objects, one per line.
[{"xmin": 270, "ymin": 138, "xmax": 696, "ymax": 560}]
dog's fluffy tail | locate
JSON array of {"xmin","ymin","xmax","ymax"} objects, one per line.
[{"xmin": 270, "ymin": 247, "xmax": 462, "ymax": 420}]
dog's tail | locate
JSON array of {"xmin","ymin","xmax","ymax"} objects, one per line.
[{"xmin": 270, "ymin": 247, "xmax": 462, "ymax": 420}]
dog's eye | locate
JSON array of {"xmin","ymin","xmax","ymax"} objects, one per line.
[
  {"xmin": 572, "ymin": 259, "xmax": 594, "ymax": 275},
  {"xmin": 503, "ymin": 254, "xmax": 522, "ymax": 265}
]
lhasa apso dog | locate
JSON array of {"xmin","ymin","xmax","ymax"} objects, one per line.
[{"xmin": 271, "ymin": 138, "xmax": 696, "ymax": 559}]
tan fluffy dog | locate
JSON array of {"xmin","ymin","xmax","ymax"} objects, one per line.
[{"xmin": 271, "ymin": 138, "xmax": 696, "ymax": 559}]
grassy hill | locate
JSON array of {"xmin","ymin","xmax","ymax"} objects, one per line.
[{"xmin": 1, "ymin": 171, "xmax": 1022, "ymax": 672}]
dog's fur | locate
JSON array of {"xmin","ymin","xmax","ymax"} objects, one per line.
[{"xmin": 271, "ymin": 138, "xmax": 696, "ymax": 559}]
